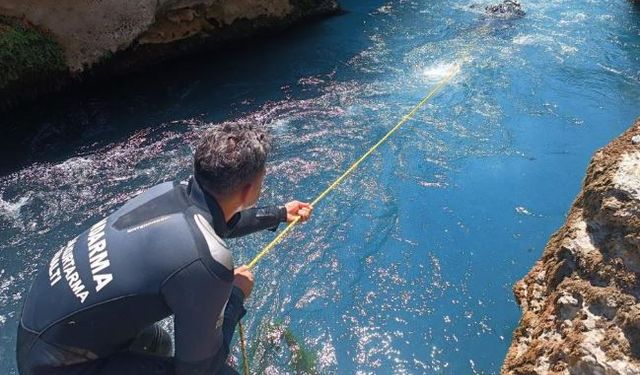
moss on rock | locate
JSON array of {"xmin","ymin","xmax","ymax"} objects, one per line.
[{"xmin": 0, "ymin": 17, "xmax": 66, "ymax": 91}]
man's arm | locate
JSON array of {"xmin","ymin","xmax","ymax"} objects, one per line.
[
  {"xmin": 221, "ymin": 266, "xmax": 253, "ymax": 356},
  {"xmin": 162, "ymin": 261, "xmax": 233, "ymax": 375},
  {"xmin": 225, "ymin": 201, "xmax": 313, "ymax": 238},
  {"xmin": 221, "ymin": 287, "xmax": 247, "ymax": 352},
  {"xmin": 225, "ymin": 206, "xmax": 287, "ymax": 238}
]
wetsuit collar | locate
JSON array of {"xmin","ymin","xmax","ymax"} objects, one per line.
[{"xmin": 187, "ymin": 176, "xmax": 230, "ymax": 237}]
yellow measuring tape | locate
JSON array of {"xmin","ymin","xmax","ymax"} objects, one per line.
[{"xmin": 238, "ymin": 64, "xmax": 460, "ymax": 373}]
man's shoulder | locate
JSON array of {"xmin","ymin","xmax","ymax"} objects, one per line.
[
  {"xmin": 110, "ymin": 181, "xmax": 186, "ymax": 229},
  {"xmin": 122, "ymin": 181, "xmax": 180, "ymax": 210},
  {"xmin": 110, "ymin": 180, "xmax": 234, "ymax": 279},
  {"xmin": 190, "ymin": 212, "xmax": 232, "ymax": 272}
]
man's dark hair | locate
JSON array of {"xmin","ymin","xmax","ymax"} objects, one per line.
[{"xmin": 194, "ymin": 122, "xmax": 272, "ymax": 196}]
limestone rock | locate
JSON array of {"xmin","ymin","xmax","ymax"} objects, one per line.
[
  {"xmin": 0, "ymin": 0, "xmax": 340, "ymax": 109},
  {"xmin": 503, "ymin": 118, "xmax": 640, "ymax": 374}
]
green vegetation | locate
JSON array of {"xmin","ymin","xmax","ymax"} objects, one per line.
[
  {"xmin": 0, "ymin": 17, "xmax": 66, "ymax": 90},
  {"xmin": 247, "ymin": 321, "xmax": 319, "ymax": 374},
  {"xmin": 282, "ymin": 326, "xmax": 318, "ymax": 374}
]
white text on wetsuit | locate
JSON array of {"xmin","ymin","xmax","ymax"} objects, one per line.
[
  {"xmin": 49, "ymin": 237, "xmax": 89, "ymax": 304},
  {"xmin": 48, "ymin": 248, "xmax": 63, "ymax": 286},
  {"xmin": 87, "ymin": 218, "xmax": 113, "ymax": 292},
  {"xmin": 60, "ymin": 237, "xmax": 90, "ymax": 303}
]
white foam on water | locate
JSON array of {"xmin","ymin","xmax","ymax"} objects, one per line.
[
  {"xmin": 559, "ymin": 11, "xmax": 587, "ymax": 25},
  {"xmin": 420, "ymin": 62, "xmax": 460, "ymax": 84},
  {"xmin": 376, "ymin": 4, "xmax": 393, "ymax": 14},
  {"xmin": 513, "ymin": 34, "xmax": 535, "ymax": 45},
  {"xmin": 598, "ymin": 63, "xmax": 623, "ymax": 75},
  {"xmin": 0, "ymin": 195, "xmax": 30, "ymax": 222},
  {"xmin": 513, "ymin": 34, "xmax": 554, "ymax": 46},
  {"xmin": 268, "ymin": 118, "xmax": 290, "ymax": 136},
  {"xmin": 559, "ymin": 43, "xmax": 578, "ymax": 55},
  {"xmin": 515, "ymin": 206, "xmax": 532, "ymax": 216},
  {"xmin": 598, "ymin": 14, "xmax": 614, "ymax": 22}
]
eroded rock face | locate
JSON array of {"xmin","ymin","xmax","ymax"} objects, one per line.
[
  {"xmin": 0, "ymin": 0, "xmax": 337, "ymax": 72},
  {"xmin": 0, "ymin": 0, "xmax": 339, "ymax": 109},
  {"xmin": 1, "ymin": 0, "xmax": 161, "ymax": 72},
  {"xmin": 503, "ymin": 119, "xmax": 640, "ymax": 374}
]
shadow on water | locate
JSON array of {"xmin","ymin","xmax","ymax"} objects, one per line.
[{"xmin": 0, "ymin": 11, "xmax": 357, "ymax": 176}]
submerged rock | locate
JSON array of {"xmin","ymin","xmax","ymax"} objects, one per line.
[
  {"xmin": 484, "ymin": 0, "xmax": 526, "ymax": 18},
  {"xmin": 503, "ymin": 118, "xmax": 640, "ymax": 374}
]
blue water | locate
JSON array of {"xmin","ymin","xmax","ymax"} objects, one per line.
[{"xmin": 1, "ymin": 0, "xmax": 638, "ymax": 373}]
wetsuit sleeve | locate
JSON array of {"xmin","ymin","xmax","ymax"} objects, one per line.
[
  {"xmin": 221, "ymin": 287, "xmax": 247, "ymax": 356},
  {"xmin": 162, "ymin": 261, "xmax": 233, "ymax": 375},
  {"xmin": 225, "ymin": 206, "xmax": 287, "ymax": 238}
]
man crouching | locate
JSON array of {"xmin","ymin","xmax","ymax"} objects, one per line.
[{"xmin": 16, "ymin": 122, "xmax": 311, "ymax": 375}]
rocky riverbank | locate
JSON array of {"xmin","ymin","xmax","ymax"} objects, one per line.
[
  {"xmin": 0, "ymin": 0, "xmax": 340, "ymax": 111},
  {"xmin": 503, "ymin": 119, "xmax": 640, "ymax": 374}
]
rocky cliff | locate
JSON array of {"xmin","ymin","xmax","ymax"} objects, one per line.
[
  {"xmin": 503, "ymin": 119, "xmax": 640, "ymax": 374},
  {"xmin": 0, "ymin": 0, "xmax": 340, "ymax": 110}
]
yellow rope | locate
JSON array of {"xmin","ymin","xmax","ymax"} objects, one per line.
[
  {"xmin": 237, "ymin": 64, "xmax": 460, "ymax": 375},
  {"xmin": 238, "ymin": 321, "xmax": 250, "ymax": 375},
  {"xmin": 247, "ymin": 64, "xmax": 459, "ymax": 270}
]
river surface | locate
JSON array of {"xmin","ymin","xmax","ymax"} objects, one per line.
[{"xmin": 1, "ymin": 0, "xmax": 639, "ymax": 373}]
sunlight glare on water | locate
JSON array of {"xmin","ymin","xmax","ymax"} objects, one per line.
[{"xmin": 421, "ymin": 62, "xmax": 461, "ymax": 83}]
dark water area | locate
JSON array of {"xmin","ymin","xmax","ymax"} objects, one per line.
[{"xmin": 1, "ymin": 0, "xmax": 639, "ymax": 373}]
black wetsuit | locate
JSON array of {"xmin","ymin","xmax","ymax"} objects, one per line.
[{"xmin": 16, "ymin": 176, "xmax": 287, "ymax": 375}]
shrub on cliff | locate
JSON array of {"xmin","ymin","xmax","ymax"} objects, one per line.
[{"xmin": 0, "ymin": 17, "xmax": 66, "ymax": 92}]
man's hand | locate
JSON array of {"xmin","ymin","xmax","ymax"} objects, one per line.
[
  {"xmin": 284, "ymin": 200, "xmax": 313, "ymax": 223},
  {"xmin": 233, "ymin": 265, "xmax": 254, "ymax": 299}
]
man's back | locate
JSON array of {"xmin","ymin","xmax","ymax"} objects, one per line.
[{"xmin": 18, "ymin": 179, "xmax": 238, "ymax": 374}]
